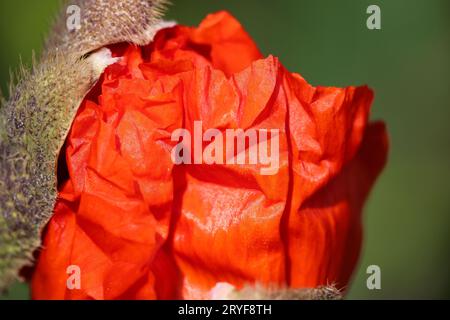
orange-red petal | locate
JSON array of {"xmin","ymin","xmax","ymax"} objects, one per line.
[{"xmin": 31, "ymin": 11, "xmax": 388, "ymax": 300}]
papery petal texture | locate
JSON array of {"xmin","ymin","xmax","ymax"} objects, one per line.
[{"xmin": 31, "ymin": 11, "xmax": 388, "ymax": 300}]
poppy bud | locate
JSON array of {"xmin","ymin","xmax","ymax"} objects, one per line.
[{"xmin": 0, "ymin": 1, "xmax": 388, "ymax": 300}]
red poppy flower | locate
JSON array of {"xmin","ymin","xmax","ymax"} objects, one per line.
[{"xmin": 31, "ymin": 11, "xmax": 388, "ymax": 300}]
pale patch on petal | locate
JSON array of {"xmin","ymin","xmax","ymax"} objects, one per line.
[
  {"xmin": 210, "ymin": 282, "xmax": 237, "ymax": 300},
  {"xmin": 209, "ymin": 282, "xmax": 342, "ymax": 300},
  {"xmin": 87, "ymin": 48, "xmax": 121, "ymax": 77},
  {"xmin": 143, "ymin": 20, "xmax": 178, "ymax": 40}
]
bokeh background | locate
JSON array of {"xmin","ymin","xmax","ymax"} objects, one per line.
[{"xmin": 0, "ymin": 0, "xmax": 449, "ymax": 299}]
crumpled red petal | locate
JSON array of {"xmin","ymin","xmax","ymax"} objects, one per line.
[{"xmin": 31, "ymin": 11, "xmax": 388, "ymax": 300}]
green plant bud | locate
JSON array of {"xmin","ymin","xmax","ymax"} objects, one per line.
[{"xmin": 0, "ymin": 0, "xmax": 168, "ymax": 292}]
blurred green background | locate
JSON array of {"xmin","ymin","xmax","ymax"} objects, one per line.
[{"xmin": 0, "ymin": 0, "xmax": 449, "ymax": 299}]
